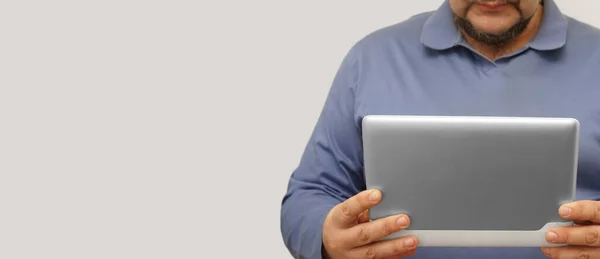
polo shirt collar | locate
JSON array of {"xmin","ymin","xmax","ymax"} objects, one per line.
[{"xmin": 421, "ymin": 0, "xmax": 568, "ymax": 51}]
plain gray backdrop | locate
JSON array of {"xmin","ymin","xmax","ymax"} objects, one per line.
[{"xmin": 1, "ymin": 1, "xmax": 598, "ymax": 258}]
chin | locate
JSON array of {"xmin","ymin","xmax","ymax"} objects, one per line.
[
  {"xmin": 474, "ymin": 25, "xmax": 512, "ymax": 35},
  {"xmin": 471, "ymin": 17, "xmax": 519, "ymax": 33},
  {"xmin": 468, "ymin": 15, "xmax": 521, "ymax": 32}
]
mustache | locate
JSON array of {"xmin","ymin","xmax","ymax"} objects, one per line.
[{"xmin": 466, "ymin": 0, "xmax": 522, "ymax": 14}]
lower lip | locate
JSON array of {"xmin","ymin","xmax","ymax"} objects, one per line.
[{"xmin": 476, "ymin": 2, "xmax": 509, "ymax": 11}]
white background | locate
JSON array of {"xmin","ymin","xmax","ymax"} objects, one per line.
[{"xmin": 0, "ymin": 1, "xmax": 598, "ymax": 258}]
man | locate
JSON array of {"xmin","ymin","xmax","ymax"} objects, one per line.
[{"xmin": 281, "ymin": 0, "xmax": 600, "ymax": 258}]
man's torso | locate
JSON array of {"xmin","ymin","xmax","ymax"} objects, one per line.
[{"xmin": 350, "ymin": 12, "xmax": 600, "ymax": 259}]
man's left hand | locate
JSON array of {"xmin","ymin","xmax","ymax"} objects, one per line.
[{"xmin": 542, "ymin": 200, "xmax": 600, "ymax": 258}]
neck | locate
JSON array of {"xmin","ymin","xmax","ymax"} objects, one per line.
[{"xmin": 461, "ymin": 6, "xmax": 544, "ymax": 61}]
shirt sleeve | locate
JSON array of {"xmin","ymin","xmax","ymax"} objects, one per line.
[{"xmin": 280, "ymin": 44, "xmax": 365, "ymax": 259}]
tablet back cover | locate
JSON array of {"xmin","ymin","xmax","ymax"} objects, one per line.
[{"xmin": 362, "ymin": 115, "xmax": 579, "ymax": 247}]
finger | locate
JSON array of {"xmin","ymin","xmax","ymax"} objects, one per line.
[
  {"xmin": 348, "ymin": 214, "xmax": 411, "ymax": 247},
  {"xmin": 401, "ymin": 248, "xmax": 417, "ymax": 257},
  {"xmin": 542, "ymin": 245, "xmax": 600, "ymax": 258},
  {"xmin": 351, "ymin": 236, "xmax": 418, "ymax": 259},
  {"xmin": 546, "ymin": 225, "xmax": 600, "ymax": 246},
  {"xmin": 559, "ymin": 200, "xmax": 600, "ymax": 223},
  {"xmin": 574, "ymin": 220, "xmax": 594, "ymax": 226},
  {"xmin": 358, "ymin": 210, "xmax": 370, "ymax": 224},
  {"xmin": 382, "ymin": 248, "xmax": 417, "ymax": 259},
  {"xmin": 333, "ymin": 189, "xmax": 382, "ymax": 227}
]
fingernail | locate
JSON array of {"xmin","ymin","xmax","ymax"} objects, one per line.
[
  {"xmin": 397, "ymin": 216, "xmax": 408, "ymax": 227},
  {"xmin": 559, "ymin": 206, "xmax": 572, "ymax": 217},
  {"xmin": 542, "ymin": 247, "xmax": 551, "ymax": 255},
  {"xmin": 369, "ymin": 190, "xmax": 380, "ymax": 202},
  {"xmin": 546, "ymin": 231, "xmax": 557, "ymax": 242},
  {"xmin": 404, "ymin": 237, "xmax": 415, "ymax": 247}
]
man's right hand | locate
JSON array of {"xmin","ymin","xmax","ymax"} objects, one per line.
[{"xmin": 322, "ymin": 189, "xmax": 418, "ymax": 259}]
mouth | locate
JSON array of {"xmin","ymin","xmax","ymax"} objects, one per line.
[{"xmin": 474, "ymin": 0, "xmax": 510, "ymax": 11}]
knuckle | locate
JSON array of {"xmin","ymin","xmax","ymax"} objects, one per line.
[
  {"xmin": 585, "ymin": 229, "xmax": 599, "ymax": 245},
  {"xmin": 577, "ymin": 253, "xmax": 590, "ymax": 259},
  {"xmin": 327, "ymin": 240, "xmax": 341, "ymax": 253},
  {"xmin": 340, "ymin": 203, "xmax": 352, "ymax": 219},
  {"xmin": 322, "ymin": 232, "xmax": 338, "ymax": 251},
  {"xmin": 364, "ymin": 246, "xmax": 378, "ymax": 259},
  {"xmin": 382, "ymin": 219, "xmax": 394, "ymax": 235},
  {"xmin": 357, "ymin": 226, "xmax": 372, "ymax": 243},
  {"xmin": 561, "ymin": 229, "xmax": 570, "ymax": 243},
  {"xmin": 390, "ymin": 239, "xmax": 404, "ymax": 255},
  {"xmin": 594, "ymin": 202, "xmax": 600, "ymax": 220}
]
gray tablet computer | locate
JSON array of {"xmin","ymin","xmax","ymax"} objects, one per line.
[{"xmin": 362, "ymin": 115, "xmax": 579, "ymax": 247}]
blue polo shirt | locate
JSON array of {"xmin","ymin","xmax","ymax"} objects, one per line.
[{"xmin": 281, "ymin": 0, "xmax": 600, "ymax": 258}]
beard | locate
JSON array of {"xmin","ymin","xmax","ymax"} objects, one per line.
[{"xmin": 454, "ymin": 0, "xmax": 534, "ymax": 46}]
